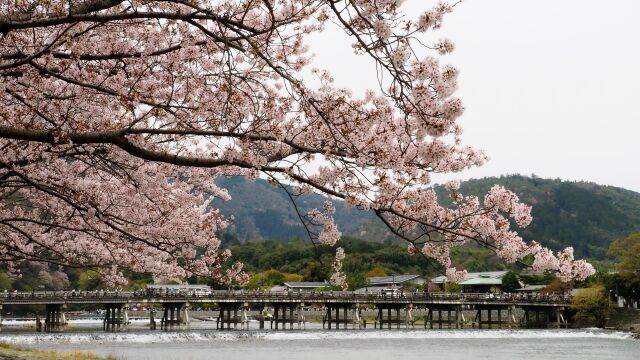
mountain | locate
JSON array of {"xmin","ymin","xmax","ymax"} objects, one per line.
[
  {"xmin": 357, "ymin": 175, "xmax": 640, "ymax": 260},
  {"xmin": 209, "ymin": 177, "xmax": 373, "ymax": 242},
  {"xmin": 210, "ymin": 175, "xmax": 640, "ymax": 260}
]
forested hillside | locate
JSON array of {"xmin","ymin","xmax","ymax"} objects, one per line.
[
  {"xmin": 209, "ymin": 177, "xmax": 373, "ymax": 241},
  {"xmin": 212, "ymin": 175, "xmax": 640, "ymax": 260},
  {"xmin": 449, "ymin": 176, "xmax": 640, "ymax": 259}
]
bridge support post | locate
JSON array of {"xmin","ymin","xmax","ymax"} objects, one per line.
[
  {"xmin": 234, "ymin": 308, "xmax": 238, "ymax": 329},
  {"xmin": 117, "ymin": 306, "xmax": 122, "ymax": 330},
  {"xmin": 405, "ymin": 306, "xmax": 414, "ymax": 328},
  {"xmin": 274, "ymin": 306, "xmax": 279, "ymax": 330},
  {"xmin": 161, "ymin": 303, "xmax": 188, "ymax": 330},
  {"xmin": 344, "ymin": 307, "xmax": 348, "ymax": 329},
  {"xmin": 271, "ymin": 303, "xmax": 298, "ymax": 330},
  {"xmin": 241, "ymin": 304, "xmax": 249, "ymax": 330},
  {"xmin": 353, "ymin": 306, "xmax": 362, "ymax": 329},
  {"xmin": 297, "ymin": 303, "xmax": 306, "ymax": 329},
  {"xmin": 218, "ymin": 303, "xmax": 239, "ymax": 330},
  {"xmin": 149, "ymin": 308, "xmax": 157, "ymax": 330},
  {"xmin": 259, "ymin": 306, "xmax": 265, "ymax": 329},
  {"xmin": 44, "ymin": 304, "xmax": 65, "ymax": 332},
  {"xmin": 103, "ymin": 304, "xmax": 127, "ymax": 332}
]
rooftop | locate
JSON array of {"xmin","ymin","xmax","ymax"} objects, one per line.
[
  {"xmin": 283, "ymin": 281, "xmax": 330, "ymax": 288},
  {"xmin": 431, "ymin": 271, "xmax": 509, "ymax": 284},
  {"xmin": 367, "ymin": 275, "xmax": 423, "ymax": 285},
  {"xmin": 517, "ymin": 285, "xmax": 547, "ymax": 292},
  {"xmin": 147, "ymin": 284, "xmax": 211, "ymax": 289},
  {"xmin": 355, "ymin": 286, "xmax": 401, "ymax": 293}
]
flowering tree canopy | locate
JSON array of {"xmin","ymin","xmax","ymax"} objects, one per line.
[{"xmin": 0, "ymin": 0, "xmax": 594, "ymax": 286}]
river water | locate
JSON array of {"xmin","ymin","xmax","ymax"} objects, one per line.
[{"xmin": 0, "ymin": 321, "xmax": 638, "ymax": 360}]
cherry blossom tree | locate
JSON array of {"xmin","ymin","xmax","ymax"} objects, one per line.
[{"xmin": 0, "ymin": 0, "xmax": 594, "ymax": 286}]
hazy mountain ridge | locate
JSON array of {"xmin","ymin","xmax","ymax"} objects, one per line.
[
  {"xmin": 358, "ymin": 175, "xmax": 640, "ymax": 259},
  {"xmin": 210, "ymin": 175, "xmax": 640, "ymax": 260},
  {"xmin": 209, "ymin": 177, "xmax": 374, "ymax": 242}
]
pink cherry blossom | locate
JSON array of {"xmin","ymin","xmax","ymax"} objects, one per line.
[{"xmin": 0, "ymin": 0, "xmax": 594, "ymax": 287}]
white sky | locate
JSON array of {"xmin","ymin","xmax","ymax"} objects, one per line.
[{"xmin": 307, "ymin": 0, "xmax": 640, "ymax": 192}]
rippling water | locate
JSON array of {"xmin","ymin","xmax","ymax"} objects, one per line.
[{"xmin": 1, "ymin": 322, "xmax": 638, "ymax": 360}]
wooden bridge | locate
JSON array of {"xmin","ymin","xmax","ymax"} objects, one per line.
[{"xmin": 0, "ymin": 291, "xmax": 571, "ymax": 332}]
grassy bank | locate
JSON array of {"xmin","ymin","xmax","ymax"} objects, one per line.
[{"xmin": 0, "ymin": 342, "xmax": 114, "ymax": 360}]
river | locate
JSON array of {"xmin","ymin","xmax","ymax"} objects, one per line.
[{"xmin": 0, "ymin": 321, "xmax": 638, "ymax": 359}]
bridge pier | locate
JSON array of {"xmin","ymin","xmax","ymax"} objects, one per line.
[
  {"xmin": 520, "ymin": 306, "xmax": 563, "ymax": 328},
  {"xmin": 425, "ymin": 305, "xmax": 461, "ymax": 329},
  {"xmin": 474, "ymin": 305, "xmax": 512, "ymax": 329},
  {"xmin": 217, "ymin": 303, "xmax": 236, "ymax": 330},
  {"xmin": 297, "ymin": 303, "xmax": 306, "ymax": 329},
  {"xmin": 103, "ymin": 304, "xmax": 128, "ymax": 331},
  {"xmin": 240, "ymin": 303, "xmax": 250, "ymax": 330},
  {"xmin": 324, "ymin": 303, "xmax": 355, "ymax": 330},
  {"xmin": 149, "ymin": 308, "xmax": 157, "ymax": 330},
  {"xmin": 161, "ymin": 303, "xmax": 189, "ymax": 330},
  {"xmin": 375, "ymin": 304, "xmax": 405, "ymax": 329},
  {"xmin": 44, "ymin": 304, "xmax": 65, "ymax": 332},
  {"xmin": 271, "ymin": 303, "xmax": 300, "ymax": 330},
  {"xmin": 405, "ymin": 305, "xmax": 415, "ymax": 328},
  {"xmin": 258, "ymin": 305, "xmax": 266, "ymax": 329}
]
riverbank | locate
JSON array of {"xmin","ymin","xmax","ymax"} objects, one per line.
[
  {"xmin": 0, "ymin": 342, "xmax": 112, "ymax": 360},
  {"xmin": 608, "ymin": 308, "xmax": 640, "ymax": 333}
]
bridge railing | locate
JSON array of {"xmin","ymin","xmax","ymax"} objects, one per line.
[{"xmin": 0, "ymin": 290, "xmax": 571, "ymax": 304}]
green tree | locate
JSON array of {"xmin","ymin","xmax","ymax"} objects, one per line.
[
  {"xmin": 570, "ymin": 285, "xmax": 613, "ymax": 328},
  {"xmin": 78, "ymin": 270, "xmax": 103, "ymax": 290},
  {"xmin": 0, "ymin": 271, "xmax": 12, "ymax": 291},
  {"xmin": 501, "ymin": 271, "xmax": 520, "ymax": 293},
  {"xmin": 365, "ymin": 267, "xmax": 388, "ymax": 277},
  {"xmin": 445, "ymin": 282, "xmax": 460, "ymax": 293},
  {"xmin": 346, "ymin": 273, "xmax": 369, "ymax": 291},
  {"xmin": 607, "ymin": 231, "xmax": 640, "ymax": 306},
  {"xmin": 302, "ymin": 261, "xmax": 331, "ymax": 282},
  {"xmin": 244, "ymin": 269, "xmax": 303, "ymax": 289}
]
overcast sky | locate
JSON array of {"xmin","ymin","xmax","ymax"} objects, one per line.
[{"xmin": 308, "ymin": 0, "xmax": 640, "ymax": 192}]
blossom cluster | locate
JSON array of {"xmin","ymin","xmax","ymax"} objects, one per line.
[{"xmin": 329, "ymin": 247, "xmax": 348, "ymax": 290}]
